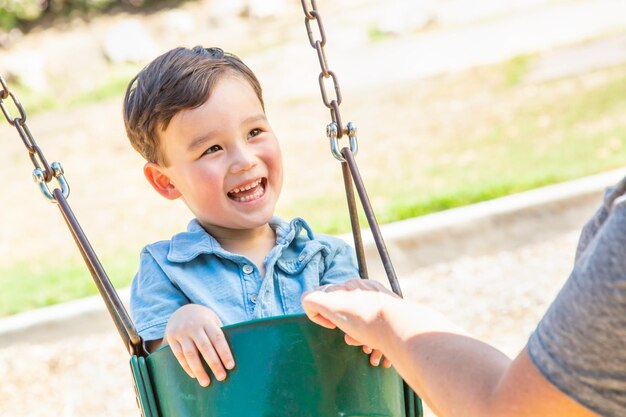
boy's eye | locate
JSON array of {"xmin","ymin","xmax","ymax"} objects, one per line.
[
  {"xmin": 203, "ymin": 145, "xmax": 222, "ymax": 155},
  {"xmin": 248, "ymin": 128, "xmax": 262, "ymax": 139}
]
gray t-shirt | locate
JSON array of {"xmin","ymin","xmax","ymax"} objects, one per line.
[{"xmin": 528, "ymin": 176, "xmax": 626, "ymax": 417}]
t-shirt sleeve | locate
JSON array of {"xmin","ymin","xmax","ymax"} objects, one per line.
[
  {"xmin": 320, "ymin": 239, "xmax": 360, "ymax": 285},
  {"xmin": 527, "ymin": 196, "xmax": 626, "ymax": 417},
  {"xmin": 130, "ymin": 248, "xmax": 189, "ymax": 342},
  {"xmin": 575, "ymin": 177, "xmax": 626, "ymax": 261}
]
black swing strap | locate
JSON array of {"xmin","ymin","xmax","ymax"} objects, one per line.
[
  {"xmin": 0, "ymin": 76, "xmax": 147, "ymax": 357},
  {"xmin": 341, "ymin": 147, "xmax": 403, "ymax": 296}
]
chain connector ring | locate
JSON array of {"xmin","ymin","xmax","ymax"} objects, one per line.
[
  {"xmin": 327, "ymin": 122, "xmax": 358, "ymax": 162},
  {"xmin": 32, "ymin": 162, "xmax": 70, "ymax": 202}
]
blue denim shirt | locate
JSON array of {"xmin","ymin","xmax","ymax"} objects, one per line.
[{"xmin": 130, "ymin": 217, "xmax": 359, "ymax": 341}]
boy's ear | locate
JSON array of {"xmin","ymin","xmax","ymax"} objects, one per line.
[{"xmin": 143, "ymin": 162, "xmax": 181, "ymax": 200}]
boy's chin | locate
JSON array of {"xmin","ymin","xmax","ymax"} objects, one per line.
[{"xmin": 198, "ymin": 213, "xmax": 275, "ymax": 232}]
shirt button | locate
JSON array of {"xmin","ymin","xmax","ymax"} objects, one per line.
[
  {"xmin": 249, "ymin": 294, "xmax": 258, "ymax": 304},
  {"xmin": 298, "ymin": 255, "xmax": 305, "ymax": 261},
  {"xmin": 242, "ymin": 264, "xmax": 254, "ymax": 274}
]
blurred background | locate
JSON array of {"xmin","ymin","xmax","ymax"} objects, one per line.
[
  {"xmin": 1, "ymin": 0, "xmax": 626, "ymax": 415},
  {"xmin": 1, "ymin": 0, "xmax": 625, "ymax": 317}
]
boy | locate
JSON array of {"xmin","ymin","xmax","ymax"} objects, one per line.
[{"xmin": 123, "ymin": 46, "xmax": 360, "ymax": 387}]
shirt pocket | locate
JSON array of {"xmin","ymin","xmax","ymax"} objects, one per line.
[{"xmin": 274, "ymin": 242, "xmax": 328, "ymax": 314}]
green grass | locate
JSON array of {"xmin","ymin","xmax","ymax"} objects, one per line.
[
  {"xmin": 368, "ymin": 24, "xmax": 393, "ymax": 43},
  {"xmin": 8, "ymin": 65, "xmax": 140, "ymax": 114},
  {"xmin": 68, "ymin": 73, "xmax": 135, "ymax": 107},
  {"xmin": 503, "ymin": 54, "xmax": 533, "ymax": 86},
  {"xmin": 0, "ymin": 255, "xmax": 135, "ymax": 316}
]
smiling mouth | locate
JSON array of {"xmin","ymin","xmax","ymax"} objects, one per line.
[{"xmin": 227, "ymin": 178, "xmax": 267, "ymax": 202}]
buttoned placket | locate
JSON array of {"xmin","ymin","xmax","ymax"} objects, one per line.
[
  {"xmin": 252, "ymin": 240, "xmax": 289, "ymax": 318},
  {"xmin": 240, "ymin": 262, "xmax": 260, "ymax": 318}
]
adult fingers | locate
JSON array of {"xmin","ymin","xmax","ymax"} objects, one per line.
[
  {"xmin": 301, "ymin": 290, "xmax": 346, "ymax": 327},
  {"xmin": 307, "ymin": 311, "xmax": 338, "ymax": 329},
  {"xmin": 303, "ymin": 287, "xmax": 396, "ymax": 350},
  {"xmin": 382, "ymin": 357, "xmax": 392, "ymax": 368},
  {"xmin": 344, "ymin": 334, "xmax": 364, "ymax": 346},
  {"xmin": 369, "ymin": 349, "xmax": 384, "ymax": 367}
]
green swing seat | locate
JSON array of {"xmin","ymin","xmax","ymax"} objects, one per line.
[{"xmin": 131, "ymin": 314, "xmax": 423, "ymax": 417}]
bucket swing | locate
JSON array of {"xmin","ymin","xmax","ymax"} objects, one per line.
[{"xmin": 1, "ymin": 2, "xmax": 423, "ymax": 416}]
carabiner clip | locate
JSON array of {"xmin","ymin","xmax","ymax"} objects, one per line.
[
  {"xmin": 327, "ymin": 121, "xmax": 358, "ymax": 162},
  {"xmin": 32, "ymin": 162, "xmax": 70, "ymax": 202}
]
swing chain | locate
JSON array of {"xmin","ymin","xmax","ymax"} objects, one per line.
[
  {"xmin": 300, "ymin": 0, "xmax": 353, "ymax": 144},
  {"xmin": 0, "ymin": 75, "xmax": 70, "ymax": 202}
]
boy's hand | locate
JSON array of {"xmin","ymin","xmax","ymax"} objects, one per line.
[{"xmin": 164, "ymin": 304, "xmax": 235, "ymax": 387}]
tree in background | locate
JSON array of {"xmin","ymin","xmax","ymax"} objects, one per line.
[{"xmin": 0, "ymin": 0, "xmax": 180, "ymax": 31}]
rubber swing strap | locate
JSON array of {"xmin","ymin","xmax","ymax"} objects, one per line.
[
  {"xmin": 341, "ymin": 161, "xmax": 369, "ymax": 279},
  {"xmin": 53, "ymin": 188, "xmax": 147, "ymax": 357},
  {"xmin": 1, "ymin": 75, "xmax": 146, "ymax": 357},
  {"xmin": 341, "ymin": 148, "xmax": 403, "ymax": 297}
]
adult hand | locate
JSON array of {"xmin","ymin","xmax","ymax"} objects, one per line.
[
  {"xmin": 164, "ymin": 304, "xmax": 235, "ymax": 387},
  {"xmin": 303, "ymin": 279, "xmax": 400, "ymax": 354}
]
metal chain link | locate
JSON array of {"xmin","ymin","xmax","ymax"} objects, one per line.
[
  {"xmin": 298, "ymin": 2, "xmax": 407, "ymax": 301},
  {"xmin": 301, "ymin": 0, "xmax": 359, "ymax": 159},
  {"xmin": 0, "ymin": 75, "xmax": 70, "ymax": 201}
]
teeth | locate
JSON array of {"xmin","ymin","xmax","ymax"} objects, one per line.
[
  {"xmin": 230, "ymin": 178, "xmax": 262, "ymax": 194},
  {"xmin": 231, "ymin": 184, "xmax": 265, "ymax": 202}
]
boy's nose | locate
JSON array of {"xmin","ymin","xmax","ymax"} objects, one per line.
[{"xmin": 229, "ymin": 146, "xmax": 257, "ymax": 174}]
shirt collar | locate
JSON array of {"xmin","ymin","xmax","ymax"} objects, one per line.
[{"xmin": 167, "ymin": 217, "xmax": 315, "ymax": 263}]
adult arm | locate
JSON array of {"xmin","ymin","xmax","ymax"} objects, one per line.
[{"xmin": 302, "ymin": 281, "xmax": 598, "ymax": 417}]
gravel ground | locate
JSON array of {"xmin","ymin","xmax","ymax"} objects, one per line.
[{"xmin": 0, "ymin": 228, "xmax": 580, "ymax": 417}]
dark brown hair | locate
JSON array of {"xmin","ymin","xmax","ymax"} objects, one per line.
[{"xmin": 123, "ymin": 46, "xmax": 264, "ymax": 164}]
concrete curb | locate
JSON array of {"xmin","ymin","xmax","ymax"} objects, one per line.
[
  {"xmin": 355, "ymin": 168, "xmax": 626, "ymax": 279},
  {"xmin": 1, "ymin": 168, "xmax": 625, "ymax": 347}
]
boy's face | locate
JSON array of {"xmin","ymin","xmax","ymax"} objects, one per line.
[{"xmin": 145, "ymin": 75, "xmax": 283, "ymax": 237}]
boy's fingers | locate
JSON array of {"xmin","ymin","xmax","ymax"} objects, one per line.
[
  {"xmin": 195, "ymin": 332, "xmax": 227, "ymax": 382},
  {"xmin": 362, "ymin": 345, "xmax": 373, "ymax": 354},
  {"xmin": 370, "ymin": 349, "xmax": 383, "ymax": 367},
  {"xmin": 204, "ymin": 326, "xmax": 235, "ymax": 371},
  {"xmin": 180, "ymin": 338, "xmax": 211, "ymax": 387},
  {"xmin": 169, "ymin": 340, "xmax": 195, "ymax": 379}
]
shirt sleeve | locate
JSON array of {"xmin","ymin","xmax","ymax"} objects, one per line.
[
  {"xmin": 527, "ymin": 196, "xmax": 626, "ymax": 417},
  {"xmin": 575, "ymin": 177, "xmax": 626, "ymax": 260},
  {"xmin": 320, "ymin": 239, "xmax": 360, "ymax": 285},
  {"xmin": 130, "ymin": 248, "xmax": 189, "ymax": 342}
]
